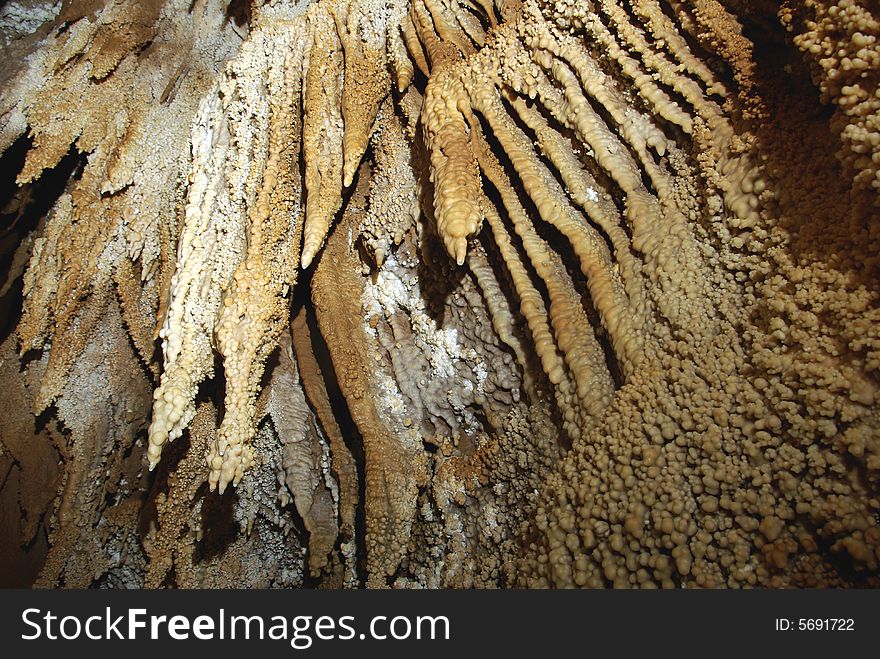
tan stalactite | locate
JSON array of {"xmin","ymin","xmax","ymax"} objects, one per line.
[
  {"xmin": 301, "ymin": 3, "xmax": 345, "ymax": 269},
  {"xmin": 211, "ymin": 23, "xmax": 306, "ymax": 493},
  {"xmin": 468, "ymin": 78, "xmax": 645, "ymax": 374},
  {"xmin": 337, "ymin": 1, "xmax": 393, "ymax": 188},
  {"xmin": 401, "ymin": 11, "xmax": 432, "ymax": 77},
  {"xmin": 422, "ymin": 70, "xmax": 482, "ymax": 264},
  {"xmin": 388, "ymin": 20, "xmax": 416, "ymax": 92},
  {"xmin": 290, "ymin": 307, "xmax": 360, "ymax": 546},
  {"xmin": 506, "ymin": 95, "xmax": 648, "ymax": 322},
  {"xmin": 479, "ymin": 194, "xmax": 581, "ymax": 438}
]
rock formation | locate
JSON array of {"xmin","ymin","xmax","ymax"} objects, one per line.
[{"xmin": 0, "ymin": 0, "xmax": 878, "ymax": 588}]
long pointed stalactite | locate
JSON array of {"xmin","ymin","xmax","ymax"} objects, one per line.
[{"xmin": 0, "ymin": 0, "xmax": 878, "ymax": 587}]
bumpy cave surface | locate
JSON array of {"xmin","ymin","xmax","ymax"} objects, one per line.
[{"xmin": 0, "ymin": 0, "xmax": 878, "ymax": 588}]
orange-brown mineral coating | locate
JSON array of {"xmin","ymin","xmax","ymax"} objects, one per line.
[
  {"xmin": 0, "ymin": 0, "xmax": 877, "ymax": 588},
  {"xmin": 311, "ymin": 170, "xmax": 429, "ymax": 585}
]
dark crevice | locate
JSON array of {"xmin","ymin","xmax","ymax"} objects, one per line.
[
  {"xmin": 224, "ymin": 0, "xmax": 252, "ymax": 29},
  {"xmin": 193, "ymin": 481, "xmax": 240, "ymax": 563}
]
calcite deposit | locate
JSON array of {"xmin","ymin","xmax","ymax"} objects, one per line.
[{"xmin": 0, "ymin": 0, "xmax": 878, "ymax": 588}]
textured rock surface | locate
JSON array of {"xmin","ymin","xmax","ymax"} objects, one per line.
[{"xmin": 0, "ymin": 0, "xmax": 878, "ymax": 588}]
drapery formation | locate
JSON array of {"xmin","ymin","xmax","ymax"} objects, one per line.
[{"xmin": 0, "ymin": 0, "xmax": 878, "ymax": 587}]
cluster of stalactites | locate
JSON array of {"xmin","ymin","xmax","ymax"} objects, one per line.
[
  {"xmin": 147, "ymin": 4, "xmax": 309, "ymax": 493},
  {"xmin": 5, "ymin": 0, "xmax": 736, "ymax": 491},
  {"xmin": 418, "ymin": 0, "xmax": 734, "ymax": 438},
  {"xmin": 145, "ymin": 0, "xmax": 423, "ymax": 492},
  {"xmin": 144, "ymin": 0, "xmax": 505, "ymax": 490}
]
